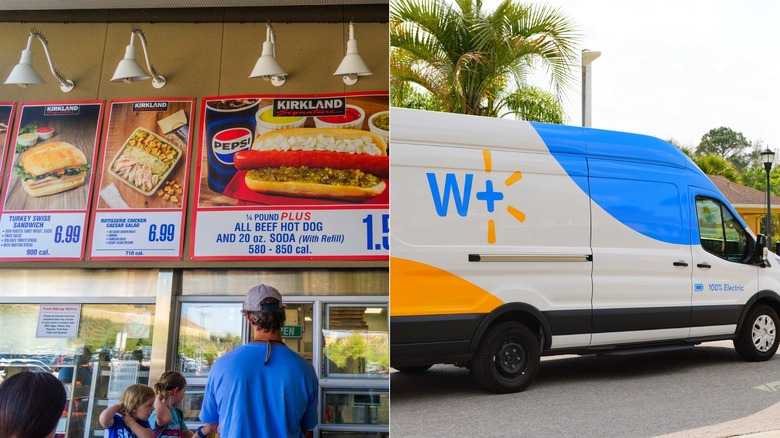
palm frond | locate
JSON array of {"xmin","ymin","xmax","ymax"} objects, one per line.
[{"xmin": 391, "ymin": 0, "xmax": 579, "ymax": 118}]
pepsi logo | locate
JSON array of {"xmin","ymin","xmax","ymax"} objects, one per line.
[{"xmin": 212, "ymin": 127, "xmax": 252, "ymax": 164}]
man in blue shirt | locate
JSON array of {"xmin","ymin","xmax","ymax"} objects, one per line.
[{"xmin": 199, "ymin": 284, "xmax": 319, "ymax": 438}]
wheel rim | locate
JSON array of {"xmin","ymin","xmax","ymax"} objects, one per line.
[
  {"xmin": 494, "ymin": 339, "xmax": 527, "ymax": 378},
  {"xmin": 752, "ymin": 314, "xmax": 777, "ymax": 352}
]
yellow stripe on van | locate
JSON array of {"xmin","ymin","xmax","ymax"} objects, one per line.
[
  {"xmin": 483, "ymin": 149, "xmax": 492, "ymax": 173},
  {"xmin": 390, "ymin": 257, "xmax": 504, "ymax": 316}
]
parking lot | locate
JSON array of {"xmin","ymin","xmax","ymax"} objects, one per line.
[{"xmin": 390, "ymin": 341, "xmax": 780, "ymax": 437}]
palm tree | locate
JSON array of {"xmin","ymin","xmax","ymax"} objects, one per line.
[
  {"xmin": 693, "ymin": 154, "xmax": 743, "ymax": 184},
  {"xmin": 390, "ymin": 0, "xmax": 580, "ymax": 121}
]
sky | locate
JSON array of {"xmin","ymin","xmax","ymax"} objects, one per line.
[{"xmin": 478, "ymin": 0, "xmax": 780, "ymax": 151}]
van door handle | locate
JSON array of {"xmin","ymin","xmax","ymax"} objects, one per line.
[
  {"xmin": 673, "ymin": 261, "xmax": 689, "ymax": 267},
  {"xmin": 697, "ymin": 262, "xmax": 712, "ymax": 269}
]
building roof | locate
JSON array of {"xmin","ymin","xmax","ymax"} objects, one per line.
[{"xmin": 708, "ymin": 175, "xmax": 780, "ymax": 207}]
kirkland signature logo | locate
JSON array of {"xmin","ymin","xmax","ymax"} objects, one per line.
[{"xmin": 273, "ymin": 97, "xmax": 345, "ymax": 117}]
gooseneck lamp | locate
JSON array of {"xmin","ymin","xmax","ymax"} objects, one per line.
[
  {"xmin": 111, "ymin": 28, "xmax": 166, "ymax": 89},
  {"xmin": 333, "ymin": 22, "xmax": 372, "ymax": 85},
  {"xmin": 4, "ymin": 29, "xmax": 75, "ymax": 93},
  {"xmin": 249, "ymin": 24, "xmax": 288, "ymax": 87}
]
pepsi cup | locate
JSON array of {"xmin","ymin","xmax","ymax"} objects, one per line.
[{"xmin": 205, "ymin": 98, "xmax": 260, "ymax": 193}]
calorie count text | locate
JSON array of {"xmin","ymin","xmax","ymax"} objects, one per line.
[{"xmin": 214, "ymin": 212, "xmax": 390, "ymax": 256}]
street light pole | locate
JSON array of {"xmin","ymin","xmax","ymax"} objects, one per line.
[
  {"xmin": 761, "ymin": 148, "xmax": 775, "ymax": 251},
  {"xmin": 581, "ymin": 49, "xmax": 601, "ymax": 127}
]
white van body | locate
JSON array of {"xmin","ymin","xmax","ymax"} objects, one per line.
[{"xmin": 390, "ymin": 108, "xmax": 780, "ymax": 393}]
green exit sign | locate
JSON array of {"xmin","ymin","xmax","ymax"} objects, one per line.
[{"xmin": 282, "ymin": 325, "xmax": 302, "ymax": 338}]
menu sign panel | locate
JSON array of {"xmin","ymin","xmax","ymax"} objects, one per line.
[
  {"xmin": 0, "ymin": 103, "xmax": 15, "ymax": 181},
  {"xmin": 88, "ymin": 98, "xmax": 195, "ymax": 260},
  {"xmin": 191, "ymin": 92, "xmax": 389, "ymax": 260},
  {"xmin": 0, "ymin": 101, "xmax": 103, "ymax": 261}
]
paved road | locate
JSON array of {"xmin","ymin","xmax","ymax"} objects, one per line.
[{"xmin": 390, "ymin": 341, "xmax": 780, "ymax": 438}]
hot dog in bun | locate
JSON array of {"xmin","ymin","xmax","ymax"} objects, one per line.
[
  {"xmin": 233, "ymin": 128, "xmax": 388, "ymax": 200},
  {"xmin": 14, "ymin": 142, "xmax": 90, "ymax": 197}
]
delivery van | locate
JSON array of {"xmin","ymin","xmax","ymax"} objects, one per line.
[{"xmin": 389, "ymin": 108, "xmax": 780, "ymax": 393}]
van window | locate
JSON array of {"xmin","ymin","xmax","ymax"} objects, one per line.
[{"xmin": 696, "ymin": 197, "xmax": 749, "ymax": 262}]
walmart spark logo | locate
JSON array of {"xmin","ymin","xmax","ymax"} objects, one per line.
[{"xmin": 426, "ymin": 150, "xmax": 525, "ymax": 244}]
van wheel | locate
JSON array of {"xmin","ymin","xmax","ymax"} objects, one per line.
[
  {"xmin": 472, "ymin": 322, "xmax": 540, "ymax": 393},
  {"xmin": 735, "ymin": 304, "xmax": 780, "ymax": 361},
  {"xmin": 395, "ymin": 365, "xmax": 432, "ymax": 373}
]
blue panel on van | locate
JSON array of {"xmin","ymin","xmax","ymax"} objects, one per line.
[
  {"xmin": 589, "ymin": 158, "xmax": 687, "ymax": 244},
  {"xmin": 583, "ymin": 128, "xmax": 689, "ymax": 169},
  {"xmin": 531, "ymin": 122, "xmax": 711, "ymax": 245},
  {"xmin": 529, "ymin": 121, "xmax": 587, "ymax": 156}
]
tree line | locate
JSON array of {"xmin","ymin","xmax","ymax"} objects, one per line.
[{"xmin": 672, "ymin": 127, "xmax": 778, "ymax": 197}]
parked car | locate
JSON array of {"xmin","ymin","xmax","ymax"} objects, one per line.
[{"xmin": 0, "ymin": 358, "xmax": 54, "ymax": 381}]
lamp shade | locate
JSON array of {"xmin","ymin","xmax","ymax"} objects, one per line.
[
  {"xmin": 4, "ymin": 49, "xmax": 45, "ymax": 86},
  {"xmin": 111, "ymin": 44, "xmax": 151, "ymax": 83},
  {"xmin": 762, "ymin": 148, "xmax": 775, "ymax": 165},
  {"xmin": 4, "ymin": 31, "xmax": 74, "ymax": 92},
  {"xmin": 250, "ymin": 41, "xmax": 288, "ymax": 78},
  {"xmin": 333, "ymin": 47, "xmax": 373, "ymax": 76}
]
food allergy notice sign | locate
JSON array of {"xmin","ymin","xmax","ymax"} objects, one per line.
[
  {"xmin": 36, "ymin": 304, "xmax": 81, "ymax": 338},
  {"xmin": 0, "ymin": 101, "xmax": 104, "ymax": 261},
  {"xmin": 190, "ymin": 92, "xmax": 389, "ymax": 260}
]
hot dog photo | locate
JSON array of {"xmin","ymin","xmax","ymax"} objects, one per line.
[
  {"xmin": 198, "ymin": 94, "xmax": 389, "ymax": 207},
  {"xmin": 235, "ymin": 128, "xmax": 388, "ymax": 201}
]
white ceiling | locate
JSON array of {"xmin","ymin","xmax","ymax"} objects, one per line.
[{"xmin": 0, "ymin": 0, "xmax": 386, "ymax": 10}]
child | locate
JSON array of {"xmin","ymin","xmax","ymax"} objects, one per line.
[
  {"xmin": 99, "ymin": 383, "xmax": 155, "ymax": 438},
  {"xmin": 151, "ymin": 371, "xmax": 214, "ymax": 438}
]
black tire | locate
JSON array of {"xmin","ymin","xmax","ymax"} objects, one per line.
[
  {"xmin": 472, "ymin": 322, "xmax": 540, "ymax": 393},
  {"xmin": 395, "ymin": 365, "xmax": 432, "ymax": 374},
  {"xmin": 734, "ymin": 304, "xmax": 780, "ymax": 361}
]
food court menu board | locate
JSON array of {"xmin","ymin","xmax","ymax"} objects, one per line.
[
  {"xmin": 191, "ymin": 92, "xmax": 389, "ymax": 260},
  {"xmin": 88, "ymin": 98, "xmax": 195, "ymax": 260},
  {"xmin": 0, "ymin": 101, "xmax": 103, "ymax": 261},
  {"xmin": 0, "ymin": 103, "xmax": 15, "ymax": 182}
]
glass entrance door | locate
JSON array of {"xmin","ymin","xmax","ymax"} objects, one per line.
[
  {"xmin": 176, "ymin": 301, "xmax": 314, "ymax": 427},
  {"xmin": 175, "ymin": 298, "xmax": 389, "ymax": 438}
]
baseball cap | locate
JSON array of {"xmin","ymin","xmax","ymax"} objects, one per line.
[{"xmin": 244, "ymin": 284, "xmax": 283, "ymax": 311}]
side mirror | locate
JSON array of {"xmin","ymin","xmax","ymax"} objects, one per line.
[{"xmin": 754, "ymin": 234, "xmax": 768, "ymax": 264}]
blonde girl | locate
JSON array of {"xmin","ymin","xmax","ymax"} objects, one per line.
[
  {"xmin": 151, "ymin": 371, "xmax": 214, "ymax": 438},
  {"xmin": 99, "ymin": 383, "xmax": 155, "ymax": 438}
]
